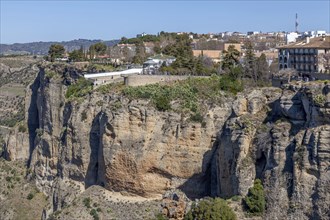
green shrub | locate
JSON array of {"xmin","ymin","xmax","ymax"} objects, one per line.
[
  {"xmin": 90, "ymin": 208, "xmax": 99, "ymax": 220},
  {"xmin": 5, "ymin": 176, "xmax": 12, "ymax": 182},
  {"xmin": 27, "ymin": 192, "xmax": 34, "ymax": 200},
  {"xmin": 190, "ymin": 112, "xmax": 203, "ymax": 123},
  {"xmin": 111, "ymin": 100, "xmax": 122, "ymax": 111},
  {"xmin": 83, "ymin": 197, "xmax": 92, "ymax": 208},
  {"xmin": 96, "ymin": 100, "xmax": 103, "ymax": 106},
  {"xmin": 154, "ymin": 213, "xmax": 169, "ymax": 220},
  {"xmin": 95, "ymin": 82, "xmax": 124, "ymax": 94},
  {"xmin": 219, "ymin": 75, "xmax": 243, "ymax": 95},
  {"xmin": 45, "ymin": 71, "xmax": 57, "ymax": 79},
  {"xmin": 230, "ymin": 195, "xmax": 241, "ymax": 202},
  {"xmin": 66, "ymin": 77, "xmax": 93, "ymax": 100},
  {"xmin": 185, "ymin": 197, "xmax": 236, "ymax": 220},
  {"xmin": 243, "ymin": 179, "xmax": 265, "ymax": 215},
  {"xmin": 154, "ymin": 95, "xmax": 171, "ymax": 111},
  {"xmin": 18, "ymin": 124, "xmax": 27, "ymax": 133},
  {"xmin": 313, "ymin": 94, "xmax": 326, "ymax": 106}
]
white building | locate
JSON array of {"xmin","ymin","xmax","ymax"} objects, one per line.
[
  {"xmin": 286, "ymin": 32, "xmax": 300, "ymax": 44},
  {"xmin": 278, "ymin": 36, "xmax": 330, "ymax": 74},
  {"xmin": 143, "ymin": 54, "xmax": 176, "ymax": 74}
]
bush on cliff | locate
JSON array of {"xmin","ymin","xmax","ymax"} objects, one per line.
[
  {"xmin": 154, "ymin": 94, "xmax": 171, "ymax": 111},
  {"xmin": 243, "ymin": 179, "xmax": 265, "ymax": 215},
  {"xmin": 66, "ymin": 77, "xmax": 93, "ymax": 100},
  {"xmin": 184, "ymin": 197, "xmax": 237, "ymax": 220},
  {"xmin": 219, "ymin": 75, "xmax": 243, "ymax": 95}
]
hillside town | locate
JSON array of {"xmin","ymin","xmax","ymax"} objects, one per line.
[{"xmin": 40, "ymin": 29, "xmax": 330, "ymax": 86}]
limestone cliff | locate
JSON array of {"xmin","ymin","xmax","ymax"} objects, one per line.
[{"xmin": 3, "ymin": 65, "xmax": 330, "ymax": 219}]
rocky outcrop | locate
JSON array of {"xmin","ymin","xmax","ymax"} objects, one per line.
[
  {"xmin": 3, "ymin": 65, "xmax": 330, "ymax": 219},
  {"xmin": 161, "ymin": 190, "xmax": 189, "ymax": 220}
]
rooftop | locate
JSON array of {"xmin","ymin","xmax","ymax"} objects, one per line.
[{"xmin": 278, "ymin": 36, "xmax": 330, "ymax": 49}]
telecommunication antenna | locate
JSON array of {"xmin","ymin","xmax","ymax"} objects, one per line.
[{"xmin": 295, "ymin": 13, "xmax": 299, "ymax": 33}]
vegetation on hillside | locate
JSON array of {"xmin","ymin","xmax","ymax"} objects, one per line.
[
  {"xmin": 184, "ymin": 197, "xmax": 237, "ymax": 220},
  {"xmin": 69, "ymin": 46, "xmax": 85, "ymax": 62},
  {"xmin": 0, "ymin": 160, "xmax": 48, "ymax": 219},
  {"xmin": 119, "ymin": 34, "xmax": 161, "ymax": 44},
  {"xmin": 123, "ymin": 75, "xmax": 242, "ymax": 113},
  {"xmin": 65, "ymin": 78, "xmax": 93, "ymax": 100},
  {"xmin": 243, "ymin": 179, "xmax": 266, "ymax": 215},
  {"xmin": 0, "ymin": 102, "xmax": 25, "ymax": 127}
]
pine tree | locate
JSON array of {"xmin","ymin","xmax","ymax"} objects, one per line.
[
  {"xmin": 243, "ymin": 41, "xmax": 257, "ymax": 82},
  {"xmin": 244, "ymin": 179, "xmax": 266, "ymax": 215}
]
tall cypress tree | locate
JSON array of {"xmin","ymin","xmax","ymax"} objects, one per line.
[{"xmin": 244, "ymin": 42, "xmax": 257, "ymax": 82}]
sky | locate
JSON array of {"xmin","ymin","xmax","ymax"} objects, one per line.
[{"xmin": 0, "ymin": 0, "xmax": 329, "ymax": 44}]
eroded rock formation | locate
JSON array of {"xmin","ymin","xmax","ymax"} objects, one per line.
[{"xmin": 3, "ymin": 66, "xmax": 330, "ymax": 219}]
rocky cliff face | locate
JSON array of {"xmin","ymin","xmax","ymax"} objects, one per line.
[{"xmin": 3, "ymin": 65, "xmax": 330, "ymax": 219}]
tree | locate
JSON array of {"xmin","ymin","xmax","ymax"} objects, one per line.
[
  {"xmin": 222, "ymin": 45, "xmax": 240, "ymax": 71},
  {"xmin": 162, "ymin": 34, "xmax": 196, "ymax": 73},
  {"xmin": 122, "ymin": 46, "xmax": 132, "ymax": 63},
  {"xmin": 153, "ymin": 42, "xmax": 162, "ymax": 54},
  {"xmin": 243, "ymin": 42, "xmax": 257, "ymax": 81},
  {"xmin": 194, "ymin": 56, "xmax": 214, "ymax": 75},
  {"xmin": 243, "ymin": 179, "xmax": 266, "ymax": 215},
  {"xmin": 48, "ymin": 44, "xmax": 65, "ymax": 62},
  {"xmin": 185, "ymin": 197, "xmax": 237, "ymax": 220},
  {"xmin": 228, "ymin": 65, "xmax": 243, "ymax": 80},
  {"xmin": 89, "ymin": 42, "xmax": 107, "ymax": 58},
  {"xmin": 69, "ymin": 46, "xmax": 84, "ymax": 62},
  {"xmin": 256, "ymin": 53, "xmax": 270, "ymax": 83},
  {"xmin": 120, "ymin": 36, "xmax": 128, "ymax": 43},
  {"xmin": 132, "ymin": 41, "xmax": 147, "ymax": 64}
]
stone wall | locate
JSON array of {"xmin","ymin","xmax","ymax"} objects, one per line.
[
  {"xmin": 126, "ymin": 75, "xmax": 206, "ymax": 87},
  {"xmin": 94, "ymin": 75, "xmax": 208, "ymax": 87}
]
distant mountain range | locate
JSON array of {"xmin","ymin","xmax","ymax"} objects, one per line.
[{"xmin": 0, "ymin": 39, "xmax": 120, "ymax": 55}]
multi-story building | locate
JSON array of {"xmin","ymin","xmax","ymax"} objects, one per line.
[{"xmin": 278, "ymin": 36, "xmax": 330, "ymax": 74}]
